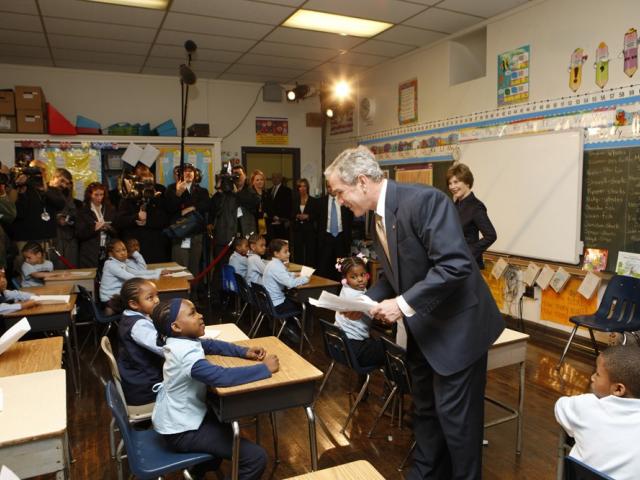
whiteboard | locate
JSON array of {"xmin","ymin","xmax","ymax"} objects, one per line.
[{"xmin": 460, "ymin": 130, "xmax": 583, "ymax": 264}]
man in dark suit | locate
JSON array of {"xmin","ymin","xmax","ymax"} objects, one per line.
[
  {"xmin": 267, "ymin": 172, "xmax": 292, "ymax": 240},
  {"xmin": 325, "ymin": 146, "xmax": 504, "ymax": 480},
  {"xmin": 316, "ymin": 181, "xmax": 353, "ymax": 280}
]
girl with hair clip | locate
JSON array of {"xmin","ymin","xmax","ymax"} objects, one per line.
[
  {"xmin": 334, "ymin": 254, "xmax": 384, "ymax": 368},
  {"xmin": 151, "ymin": 298, "xmax": 279, "ymax": 480},
  {"xmin": 114, "ymin": 278, "xmax": 163, "ymax": 406}
]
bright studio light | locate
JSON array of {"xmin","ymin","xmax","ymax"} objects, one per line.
[
  {"xmin": 333, "ymin": 80, "xmax": 351, "ymax": 101},
  {"xmin": 325, "ymin": 108, "xmax": 334, "ymax": 118},
  {"xmin": 287, "ymin": 90, "xmax": 297, "ymax": 101}
]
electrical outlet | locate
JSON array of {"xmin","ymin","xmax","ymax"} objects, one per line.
[{"xmin": 523, "ymin": 286, "xmax": 535, "ymax": 298}]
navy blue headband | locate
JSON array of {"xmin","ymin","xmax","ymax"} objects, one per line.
[{"xmin": 160, "ymin": 298, "xmax": 183, "ymax": 336}]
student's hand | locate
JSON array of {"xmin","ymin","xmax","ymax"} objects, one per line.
[
  {"xmin": 160, "ymin": 269, "xmax": 172, "ymax": 276},
  {"xmin": 245, "ymin": 346, "xmax": 266, "ymax": 361},
  {"xmin": 263, "ymin": 354, "xmax": 279, "ymax": 373},
  {"xmin": 20, "ymin": 300, "xmax": 39, "ymax": 309}
]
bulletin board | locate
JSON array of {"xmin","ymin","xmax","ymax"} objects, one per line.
[
  {"xmin": 480, "ymin": 268, "xmax": 505, "ymax": 311},
  {"xmin": 36, "ymin": 147, "xmax": 101, "ymax": 200},
  {"xmin": 540, "ymin": 277, "xmax": 598, "ymax": 326},
  {"xmin": 156, "ymin": 145, "xmax": 215, "ymax": 192}
]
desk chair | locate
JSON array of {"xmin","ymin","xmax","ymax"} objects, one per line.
[
  {"xmin": 77, "ymin": 285, "xmax": 119, "ymax": 365},
  {"xmin": 368, "ymin": 337, "xmax": 412, "ymax": 438},
  {"xmin": 105, "ymin": 381, "xmax": 216, "ymax": 480},
  {"xmin": 222, "ymin": 264, "xmax": 245, "ymax": 320},
  {"xmin": 557, "ymin": 275, "xmax": 640, "ymax": 367},
  {"xmin": 101, "ymin": 336, "xmax": 155, "ymax": 460},
  {"xmin": 317, "ymin": 319, "xmax": 379, "ymax": 434},
  {"xmin": 251, "ymin": 283, "xmax": 312, "ymax": 354},
  {"xmin": 564, "ymin": 456, "xmax": 614, "ymax": 480},
  {"xmin": 234, "ymin": 273, "xmax": 256, "ymax": 329}
]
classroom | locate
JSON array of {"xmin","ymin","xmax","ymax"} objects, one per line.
[{"xmin": 1, "ymin": 0, "xmax": 639, "ymax": 479}]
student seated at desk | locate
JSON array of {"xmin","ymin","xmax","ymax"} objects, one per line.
[
  {"xmin": 100, "ymin": 239, "xmax": 169, "ymax": 310},
  {"xmin": 124, "ymin": 238, "xmax": 147, "ymax": 273},
  {"xmin": 245, "ymin": 234, "xmax": 267, "ymax": 285},
  {"xmin": 334, "ymin": 255, "xmax": 384, "ymax": 368},
  {"xmin": 555, "ymin": 345, "xmax": 640, "ymax": 480},
  {"xmin": 263, "ymin": 238, "xmax": 309, "ymax": 315},
  {"xmin": 0, "ymin": 268, "xmax": 39, "ymax": 315},
  {"xmin": 151, "ymin": 298, "xmax": 279, "ymax": 480},
  {"xmin": 228, "ymin": 237, "xmax": 249, "ymax": 278},
  {"xmin": 115, "ymin": 278, "xmax": 163, "ymax": 406},
  {"xmin": 20, "ymin": 241, "xmax": 56, "ymax": 287}
]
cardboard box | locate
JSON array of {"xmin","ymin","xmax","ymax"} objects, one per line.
[
  {"xmin": 15, "ymin": 86, "xmax": 45, "ymax": 111},
  {"xmin": 17, "ymin": 109, "xmax": 45, "ymax": 133},
  {"xmin": 0, "ymin": 115, "xmax": 16, "ymax": 133},
  {"xmin": 0, "ymin": 91, "xmax": 15, "ymax": 115}
]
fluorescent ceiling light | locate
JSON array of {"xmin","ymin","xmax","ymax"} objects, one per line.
[
  {"xmin": 86, "ymin": 0, "xmax": 168, "ymax": 9},
  {"xmin": 283, "ymin": 9, "xmax": 392, "ymax": 38}
]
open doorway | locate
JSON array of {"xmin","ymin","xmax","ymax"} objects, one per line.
[{"xmin": 241, "ymin": 146, "xmax": 300, "ymax": 191}]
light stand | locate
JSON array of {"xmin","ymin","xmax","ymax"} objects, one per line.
[{"xmin": 179, "ymin": 40, "xmax": 197, "ymax": 180}]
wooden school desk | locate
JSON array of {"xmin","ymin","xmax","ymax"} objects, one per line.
[
  {"xmin": 207, "ymin": 336, "xmax": 323, "ymax": 480},
  {"xmin": 154, "ymin": 275, "xmax": 191, "ymax": 301},
  {"xmin": 291, "ymin": 275, "xmax": 341, "ymax": 337},
  {"xmin": 45, "ymin": 268, "xmax": 97, "ymax": 295},
  {"xmin": 284, "ymin": 460, "xmax": 385, "ymax": 480},
  {"xmin": 485, "ymin": 328, "xmax": 530, "ymax": 454},
  {"xmin": 0, "ymin": 337, "xmax": 63, "ymax": 377},
  {"xmin": 3, "ymin": 284, "xmax": 79, "ymax": 394},
  {"xmin": 0, "ymin": 369, "xmax": 70, "ymax": 479}
]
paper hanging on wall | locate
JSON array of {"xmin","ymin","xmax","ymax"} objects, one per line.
[
  {"xmin": 536, "ymin": 264, "xmax": 555, "ymax": 290},
  {"xmin": 594, "ymin": 42, "xmax": 609, "ymax": 89},
  {"xmin": 398, "ymin": 78, "xmax": 418, "ymax": 125},
  {"xmin": 550, "ymin": 267, "xmax": 571, "ymax": 293},
  {"xmin": 497, "ymin": 45, "xmax": 530, "ymax": 106},
  {"xmin": 523, "ymin": 262, "xmax": 541, "ymax": 286},
  {"xmin": 623, "ymin": 28, "xmax": 638, "ymax": 78},
  {"xmin": 122, "ymin": 143, "xmax": 143, "ymax": 166},
  {"xmin": 615, "ymin": 251, "xmax": 640, "ymax": 277},
  {"xmin": 578, "ymin": 272, "xmax": 601, "ymax": 299},
  {"xmin": 569, "ymin": 48, "xmax": 588, "ymax": 92},
  {"xmin": 491, "ymin": 257, "xmax": 509, "ymax": 279},
  {"xmin": 139, "ymin": 144, "xmax": 160, "ymax": 167},
  {"xmin": 0, "ymin": 140, "xmax": 15, "ymax": 167}
]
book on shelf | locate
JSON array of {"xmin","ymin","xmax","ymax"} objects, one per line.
[
  {"xmin": 581, "ymin": 248, "xmax": 608, "ymax": 272},
  {"xmin": 578, "ymin": 272, "xmax": 601, "ymax": 299},
  {"xmin": 523, "ymin": 262, "xmax": 541, "ymax": 287},
  {"xmin": 491, "ymin": 257, "xmax": 509, "ymax": 279},
  {"xmin": 535, "ymin": 265, "xmax": 555, "ymax": 290},
  {"xmin": 550, "ymin": 267, "xmax": 571, "ymax": 293}
]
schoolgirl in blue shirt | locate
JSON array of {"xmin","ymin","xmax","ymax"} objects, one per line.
[
  {"xmin": 262, "ymin": 238, "xmax": 309, "ymax": 315},
  {"xmin": 228, "ymin": 237, "xmax": 249, "ymax": 278},
  {"xmin": 0, "ymin": 268, "xmax": 39, "ymax": 316},
  {"xmin": 124, "ymin": 238, "xmax": 147, "ymax": 273},
  {"xmin": 245, "ymin": 234, "xmax": 267, "ymax": 285},
  {"xmin": 115, "ymin": 277, "xmax": 163, "ymax": 406},
  {"xmin": 151, "ymin": 298, "xmax": 279, "ymax": 479}
]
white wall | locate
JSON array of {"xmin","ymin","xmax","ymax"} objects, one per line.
[
  {"xmin": 350, "ymin": 0, "xmax": 639, "ymax": 136},
  {"xmin": 0, "ymin": 63, "xmax": 322, "ymax": 190}
]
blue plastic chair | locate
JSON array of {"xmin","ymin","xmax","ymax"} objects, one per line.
[
  {"xmin": 76, "ymin": 285, "xmax": 120, "ymax": 365},
  {"xmin": 564, "ymin": 456, "xmax": 614, "ymax": 480},
  {"xmin": 105, "ymin": 381, "xmax": 216, "ymax": 480},
  {"xmin": 317, "ymin": 319, "xmax": 379, "ymax": 434},
  {"xmin": 234, "ymin": 273, "xmax": 259, "ymax": 330},
  {"xmin": 222, "ymin": 264, "xmax": 246, "ymax": 320},
  {"xmin": 557, "ymin": 275, "xmax": 640, "ymax": 367}
]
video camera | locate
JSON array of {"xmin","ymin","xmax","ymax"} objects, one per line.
[
  {"xmin": 216, "ymin": 161, "xmax": 240, "ymax": 193},
  {"xmin": 9, "ymin": 166, "xmax": 44, "ymax": 188},
  {"xmin": 119, "ymin": 173, "xmax": 157, "ymax": 207}
]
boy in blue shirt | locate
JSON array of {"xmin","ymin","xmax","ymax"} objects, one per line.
[{"xmin": 228, "ymin": 237, "xmax": 249, "ymax": 278}]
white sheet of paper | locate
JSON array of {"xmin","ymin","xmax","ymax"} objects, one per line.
[
  {"xmin": 122, "ymin": 143, "xmax": 143, "ymax": 166},
  {"xmin": 30, "ymin": 294, "xmax": 70, "ymax": 304},
  {"xmin": 0, "ymin": 139, "xmax": 16, "ymax": 167},
  {"xmin": 309, "ymin": 291, "xmax": 378, "ymax": 313},
  {"xmin": 181, "ymin": 238, "xmax": 191, "ymax": 248},
  {"xmin": 300, "ymin": 266, "xmax": 315, "ymax": 277},
  {"xmin": 0, "ymin": 317, "xmax": 31, "ymax": 356},
  {"xmin": 163, "ymin": 265, "xmax": 187, "ymax": 271},
  {"xmin": 70, "ymin": 271, "xmax": 93, "ymax": 276},
  {"xmin": 168, "ymin": 271, "xmax": 192, "ymax": 278},
  {"xmin": 0, "ymin": 465, "xmax": 20, "ymax": 480},
  {"xmin": 578, "ymin": 271, "xmax": 601, "ymax": 299},
  {"xmin": 200, "ymin": 327, "xmax": 221, "ymax": 339},
  {"xmin": 139, "ymin": 144, "xmax": 160, "ymax": 167}
]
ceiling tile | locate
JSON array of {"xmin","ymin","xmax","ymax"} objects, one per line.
[
  {"xmin": 52, "ymin": 48, "xmax": 145, "ymax": 67},
  {"xmin": 438, "ymin": 0, "xmax": 528, "ymax": 18},
  {"xmin": 226, "ymin": 63, "xmax": 306, "ymax": 78},
  {"xmin": 44, "ymin": 18, "xmax": 157, "ymax": 43},
  {"xmin": 48, "ymin": 34, "xmax": 150, "ymax": 55},
  {"xmin": 156, "ymin": 30, "xmax": 256, "ymax": 52},
  {"xmin": 313, "ymin": 62, "xmax": 368, "ymax": 75},
  {"xmin": 170, "ymin": 0, "xmax": 295, "ymax": 25},
  {"xmin": 251, "ymin": 41, "xmax": 338, "ymax": 62},
  {"xmin": 375, "ymin": 25, "xmax": 445, "ymax": 45},
  {"xmin": 0, "ymin": 0, "xmax": 39, "ymax": 15},
  {"xmin": 39, "ymin": 0, "xmax": 164, "ymax": 28},
  {"xmin": 150, "ymin": 44, "xmax": 243, "ymax": 63},
  {"xmin": 401, "ymin": 0, "xmax": 439, "ymax": 4},
  {"xmin": 403, "ymin": 7, "xmax": 483, "ymax": 34},
  {"xmin": 0, "ymin": 29, "xmax": 47, "ymax": 47},
  {"xmin": 0, "ymin": 55, "xmax": 53, "ymax": 66},
  {"xmin": 142, "ymin": 66, "xmax": 182, "ymax": 77},
  {"xmin": 264, "ymin": 27, "xmax": 362, "ymax": 50},
  {"xmin": 0, "ymin": 12, "xmax": 42, "ymax": 32},
  {"xmin": 351, "ymin": 39, "xmax": 416, "ymax": 57},
  {"xmin": 0, "ymin": 44, "xmax": 50, "ymax": 59},
  {"xmin": 145, "ymin": 56, "xmax": 229, "ymax": 73},
  {"xmin": 217, "ymin": 72, "xmax": 274, "ymax": 83},
  {"xmin": 293, "ymin": 71, "xmax": 326, "ymax": 84},
  {"xmin": 332, "ymin": 51, "xmax": 387, "ymax": 66},
  {"xmin": 163, "ymin": 13, "xmax": 274, "ymax": 40},
  {"xmin": 237, "ymin": 53, "xmax": 323, "ymax": 70},
  {"xmin": 56, "ymin": 60, "xmax": 139, "ymax": 73},
  {"xmin": 304, "ymin": 0, "xmax": 427, "ymax": 23}
]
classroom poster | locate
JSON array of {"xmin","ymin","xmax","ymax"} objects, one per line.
[
  {"xmin": 398, "ymin": 78, "xmax": 418, "ymax": 125},
  {"xmin": 498, "ymin": 45, "xmax": 530, "ymax": 106},
  {"xmin": 540, "ymin": 277, "xmax": 598, "ymax": 325},
  {"xmin": 155, "ymin": 146, "xmax": 214, "ymax": 192},
  {"xmin": 330, "ymin": 105, "xmax": 354, "ymax": 135},
  {"xmin": 480, "ymin": 267, "xmax": 505, "ymax": 311},
  {"xmin": 256, "ymin": 117, "xmax": 288, "ymax": 145},
  {"xmin": 395, "ymin": 164, "xmax": 433, "ymax": 185},
  {"xmin": 36, "ymin": 147, "xmax": 101, "ymax": 200}
]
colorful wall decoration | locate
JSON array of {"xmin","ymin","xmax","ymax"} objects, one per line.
[
  {"xmin": 256, "ymin": 117, "xmax": 288, "ymax": 145},
  {"xmin": 35, "ymin": 146, "xmax": 101, "ymax": 200},
  {"xmin": 155, "ymin": 146, "xmax": 214, "ymax": 192},
  {"xmin": 498, "ymin": 45, "xmax": 530, "ymax": 106},
  {"xmin": 398, "ymin": 78, "xmax": 418, "ymax": 125}
]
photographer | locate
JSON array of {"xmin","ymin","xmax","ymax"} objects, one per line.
[
  {"xmin": 114, "ymin": 167, "xmax": 170, "ymax": 263},
  {"xmin": 76, "ymin": 182, "xmax": 116, "ymax": 268},
  {"xmin": 10, "ymin": 160, "xmax": 65, "ymax": 270},
  {"xmin": 165, "ymin": 163, "xmax": 209, "ymax": 275},
  {"xmin": 49, "ymin": 168, "xmax": 81, "ymax": 269},
  {"xmin": 0, "ymin": 166, "xmax": 16, "ymax": 270},
  {"xmin": 209, "ymin": 165, "xmax": 240, "ymax": 249},
  {"xmin": 233, "ymin": 164, "xmax": 259, "ymax": 237}
]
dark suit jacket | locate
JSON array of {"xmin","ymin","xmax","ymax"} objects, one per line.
[
  {"xmin": 267, "ymin": 184, "xmax": 292, "ymax": 221},
  {"xmin": 318, "ymin": 194, "xmax": 353, "ymax": 249},
  {"xmin": 366, "ymin": 180, "xmax": 504, "ymax": 376},
  {"xmin": 455, "ymin": 192, "xmax": 497, "ymax": 268}
]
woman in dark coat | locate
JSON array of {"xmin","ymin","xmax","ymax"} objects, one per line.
[
  {"xmin": 447, "ymin": 163, "xmax": 497, "ymax": 269},
  {"xmin": 75, "ymin": 182, "xmax": 116, "ymax": 268},
  {"xmin": 291, "ymin": 178, "xmax": 319, "ymax": 267}
]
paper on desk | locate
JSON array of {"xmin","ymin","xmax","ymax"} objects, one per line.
[
  {"xmin": 168, "ymin": 271, "xmax": 192, "ymax": 278},
  {"xmin": 69, "ymin": 270, "xmax": 92, "ymax": 276},
  {"xmin": 300, "ymin": 266, "xmax": 315, "ymax": 277},
  {"xmin": 308, "ymin": 291, "xmax": 378, "ymax": 313},
  {"xmin": 163, "ymin": 265, "xmax": 187, "ymax": 271},
  {"xmin": 200, "ymin": 327, "xmax": 221, "ymax": 339},
  {"xmin": 0, "ymin": 465, "xmax": 20, "ymax": 480},
  {"xmin": 0, "ymin": 317, "xmax": 31, "ymax": 356},
  {"xmin": 30, "ymin": 294, "xmax": 71, "ymax": 304}
]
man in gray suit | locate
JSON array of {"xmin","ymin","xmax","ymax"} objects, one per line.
[{"xmin": 325, "ymin": 146, "xmax": 504, "ymax": 480}]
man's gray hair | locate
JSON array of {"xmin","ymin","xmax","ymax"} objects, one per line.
[{"xmin": 324, "ymin": 145, "xmax": 384, "ymax": 185}]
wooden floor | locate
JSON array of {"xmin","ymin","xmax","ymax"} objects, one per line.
[{"xmin": 57, "ymin": 304, "xmax": 593, "ymax": 480}]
